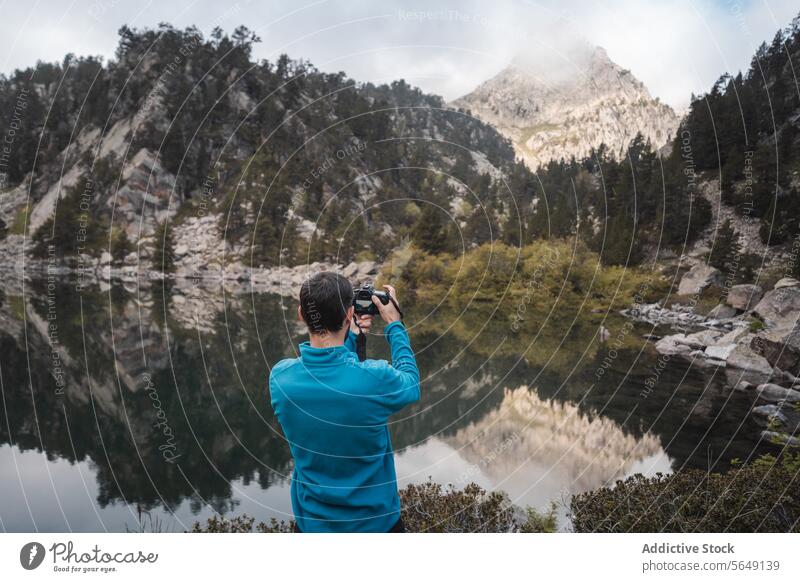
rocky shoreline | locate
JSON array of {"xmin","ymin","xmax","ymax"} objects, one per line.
[
  {"xmin": 625, "ymin": 263, "xmax": 800, "ymax": 447},
  {"xmin": 4, "ymin": 225, "xmax": 798, "ymax": 446},
  {"xmin": 0, "ymin": 233, "xmax": 380, "ymax": 297}
]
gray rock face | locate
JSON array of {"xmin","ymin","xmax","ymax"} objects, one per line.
[
  {"xmin": 755, "ymin": 383, "xmax": 800, "ymax": 403},
  {"xmin": 115, "ymin": 148, "xmax": 178, "ymax": 238},
  {"xmin": 678, "ymin": 264, "xmax": 722, "ymax": 296},
  {"xmin": 725, "ymin": 284, "xmax": 763, "ymax": 311},
  {"xmin": 707, "ymin": 304, "xmax": 737, "ymax": 319},
  {"xmin": 751, "ymin": 324, "xmax": 800, "ymax": 375},
  {"xmin": 752, "ymin": 285, "xmax": 800, "ymax": 328},
  {"xmin": 727, "ymin": 345, "xmax": 773, "ymax": 375}
]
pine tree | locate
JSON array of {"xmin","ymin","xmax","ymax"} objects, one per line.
[
  {"xmin": 721, "ymin": 144, "xmax": 745, "ymax": 205},
  {"xmin": 600, "ymin": 214, "xmax": 643, "ymax": 266},
  {"xmin": 413, "ymin": 205, "xmax": 451, "ymax": 254},
  {"xmin": 709, "ymin": 219, "xmax": 740, "ymax": 271},
  {"xmin": 336, "ymin": 215, "xmax": 367, "ymax": 263},
  {"xmin": 463, "ymin": 206, "xmax": 497, "ymax": 247}
]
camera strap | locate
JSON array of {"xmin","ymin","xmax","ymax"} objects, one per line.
[
  {"xmin": 353, "ymin": 319, "xmax": 367, "ymax": 362},
  {"xmin": 388, "ymin": 297, "xmax": 404, "ymax": 321},
  {"xmin": 352, "ymin": 297, "xmax": 403, "ymax": 363}
]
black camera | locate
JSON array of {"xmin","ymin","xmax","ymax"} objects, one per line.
[{"xmin": 352, "ymin": 284, "xmax": 390, "ymax": 316}]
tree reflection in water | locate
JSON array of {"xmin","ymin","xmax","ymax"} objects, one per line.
[{"xmin": 0, "ymin": 279, "xmax": 770, "ymax": 531}]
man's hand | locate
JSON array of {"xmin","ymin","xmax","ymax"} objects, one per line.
[
  {"xmin": 350, "ymin": 313, "xmax": 373, "ymax": 335},
  {"xmin": 372, "ymin": 285, "xmax": 402, "ymax": 324}
]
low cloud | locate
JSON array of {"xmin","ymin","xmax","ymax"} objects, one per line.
[{"xmin": 0, "ymin": 0, "xmax": 797, "ymax": 109}]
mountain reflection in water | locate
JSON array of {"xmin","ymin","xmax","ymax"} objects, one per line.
[
  {"xmin": 397, "ymin": 388, "xmax": 670, "ymax": 518},
  {"xmin": 0, "ymin": 280, "xmax": 770, "ymax": 531}
]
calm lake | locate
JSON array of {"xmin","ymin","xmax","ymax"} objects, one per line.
[{"xmin": 0, "ymin": 277, "xmax": 772, "ymax": 532}]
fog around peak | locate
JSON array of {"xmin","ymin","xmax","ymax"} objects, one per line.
[{"xmin": 0, "ymin": 0, "xmax": 797, "ymax": 109}]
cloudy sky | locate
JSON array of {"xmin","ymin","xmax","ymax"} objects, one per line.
[{"xmin": 0, "ymin": 0, "xmax": 797, "ymax": 109}]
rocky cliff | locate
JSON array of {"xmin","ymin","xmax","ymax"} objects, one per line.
[
  {"xmin": 0, "ymin": 25, "xmax": 535, "ymax": 280},
  {"xmin": 451, "ymin": 46, "xmax": 679, "ymax": 169}
]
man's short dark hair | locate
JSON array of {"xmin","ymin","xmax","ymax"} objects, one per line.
[{"xmin": 299, "ymin": 272, "xmax": 353, "ymax": 334}]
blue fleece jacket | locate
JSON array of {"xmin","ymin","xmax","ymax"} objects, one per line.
[{"xmin": 269, "ymin": 321, "xmax": 420, "ymax": 532}]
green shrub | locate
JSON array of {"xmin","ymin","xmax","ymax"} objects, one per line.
[
  {"xmin": 190, "ymin": 481, "xmax": 557, "ymax": 533},
  {"xmin": 571, "ymin": 458, "xmax": 800, "ymax": 532},
  {"xmin": 400, "ymin": 481, "xmax": 556, "ymax": 533},
  {"xmin": 191, "ymin": 514, "xmax": 293, "ymax": 533}
]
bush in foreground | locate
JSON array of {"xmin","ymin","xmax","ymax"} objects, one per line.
[
  {"xmin": 400, "ymin": 481, "xmax": 556, "ymax": 533},
  {"xmin": 191, "ymin": 481, "xmax": 557, "ymax": 533},
  {"xmin": 571, "ymin": 455, "xmax": 800, "ymax": 533}
]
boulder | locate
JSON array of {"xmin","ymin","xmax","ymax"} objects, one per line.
[
  {"xmin": 99, "ymin": 251, "xmax": 112, "ymax": 265},
  {"xmin": 773, "ymin": 277, "xmax": 800, "ymax": 289},
  {"xmin": 752, "ymin": 285, "xmax": 800, "ymax": 328},
  {"xmin": 714, "ymin": 326, "xmax": 750, "ymax": 346},
  {"xmin": 751, "ymin": 325, "xmax": 800, "ymax": 375},
  {"xmin": 678, "ymin": 264, "xmax": 722, "ymax": 296},
  {"xmin": 725, "ymin": 284, "xmax": 763, "ymax": 311},
  {"xmin": 654, "ymin": 334, "xmax": 691, "ymax": 356},
  {"xmin": 726, "ymin": 344, "xmax": 773, "ymax": 375},
  {"xmin": 752, "ymin": 404, "xmax": 788, "ymax": 426},
  {"xmin": 342, "ymin": 262, "xmax": 359, "ymax": 278},
  {"xmin": 755, "ymin": 383, "xmax": 800, "ymax": 403},
  {"xmin": 705, "ymin": 344, "xmax": 737, "ymax": 361},
  {"xmin": 725, "ymin": 365, "xmax": 772, "ymax": 388},
  {"xmin": 675, "ymin": 330, "xmax": 721, "ymax": 349},
  {"xmin": 707, "ymin": 304, "xmax": 737, "ymax": 319},
  {"xmin": 356, "ymin": 260, "xmax": 378, "ymax": 275}
]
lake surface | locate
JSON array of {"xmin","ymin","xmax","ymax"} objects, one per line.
[{"xmin": 0, "ymin": 277, "xmax": 772, "ymax": 532}]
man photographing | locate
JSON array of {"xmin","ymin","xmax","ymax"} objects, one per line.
[{"xmin": 269, "ymin": 272, "xmax": 420, "ymax": 532}]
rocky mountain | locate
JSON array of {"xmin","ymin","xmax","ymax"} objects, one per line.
[
  {"xmin": 451, "ymin": 46, "xmax": 679, "ymax": 168},
  {"xmin": 2, "ymin": 16, "xmax": 797, "ymax": 282},
  {"xmin": 0, "ymin": 24, "xmax": 534, "ymax": 279}
]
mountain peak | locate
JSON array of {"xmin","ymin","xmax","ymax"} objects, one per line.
[
  {"xmin": 592, "ymin": 45, "xmax": 609, "ymax": 60},
  {"xmin": 451, "ymin": 46, "xmax": 678, "ymax": 168}
]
